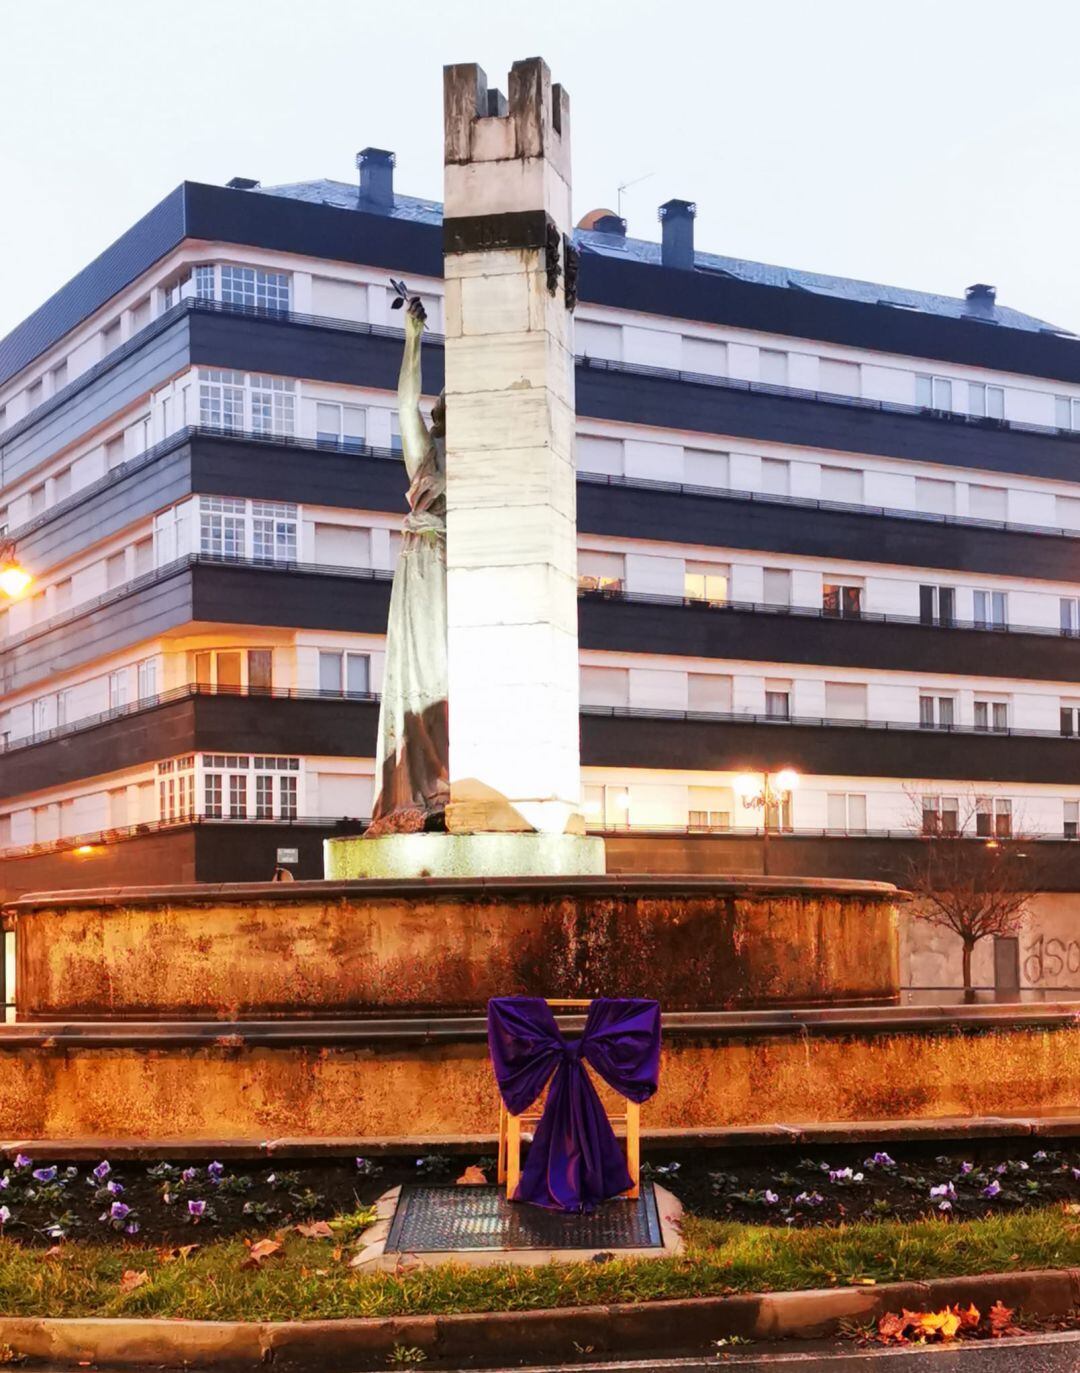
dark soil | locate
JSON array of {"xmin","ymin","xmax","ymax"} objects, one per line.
[{"xmin": 2, "ymin": 1138, "xmax": 1079, "ymax": 1246}]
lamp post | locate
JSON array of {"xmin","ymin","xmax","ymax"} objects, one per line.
[
  {"xmin": 0, "ymin": 541, "xmax": 32, "ymax": 600},
  {"xmin": 734, "ymin": 768, "xmax": 799, "ymax": 876}
]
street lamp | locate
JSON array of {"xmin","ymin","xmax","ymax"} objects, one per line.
[
  {"xmin": 0, "ymin": 542, "xmax": 32, "ymax": 600},
  {"xmin": 734, "ymin": 768, "xmax": 800, "ymax": 875}
]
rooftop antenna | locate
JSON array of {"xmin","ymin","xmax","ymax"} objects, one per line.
[{"xmin": 617, "ymin": 171, "xmax": 654, "ymax": 219}]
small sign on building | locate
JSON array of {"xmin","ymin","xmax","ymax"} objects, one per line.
[{"xmin": 276, "ymin": 847, "xmax": 299, "ymax": 865}]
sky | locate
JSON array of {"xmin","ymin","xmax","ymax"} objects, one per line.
[{"xmin": 2, "ymin": 0, "xmax": 1080, "ymax": 339}]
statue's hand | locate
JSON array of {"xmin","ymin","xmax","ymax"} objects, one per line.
[{"xmin": 404, "ymin": 297, "xmax": 427, "ymax": 338}]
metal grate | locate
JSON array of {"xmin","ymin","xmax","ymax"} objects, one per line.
[{"xmin": 385, "ymin": 1183, "xmax": 663, "ymax": 1253}]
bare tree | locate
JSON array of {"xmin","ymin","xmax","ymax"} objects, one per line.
[{"xmin": 901, "ymin": 795, "xmax": 1053, "ymax": 998}]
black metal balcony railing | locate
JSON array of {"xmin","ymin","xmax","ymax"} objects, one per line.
[{"xmin": 4, "ymin": 676, "xmax": 1080, "ymax": 760}]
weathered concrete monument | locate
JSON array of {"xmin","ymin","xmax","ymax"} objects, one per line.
[{"xmin": 328, "ymin": 57, "xmax": 602, "ymax": 878}]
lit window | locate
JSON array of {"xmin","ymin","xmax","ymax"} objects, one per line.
[
  {"xmin": 578, "ymin": 551, "xmax": 625, "ymax": 593},
  {"xmin": 976, "ymin": 797, "xmax": 1012, "ymax": 838},
  {"xmin": 684, "ymin": 562, "xmax": 729, "ymax": 605},
  {"xmin": 822, "ymin": 583, "xmax": 862, "ymax": 619}
]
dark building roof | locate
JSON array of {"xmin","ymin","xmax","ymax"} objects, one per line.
[{"xmin": 264, "ymin": 177, "xmax": 1065, "ymax": 336}]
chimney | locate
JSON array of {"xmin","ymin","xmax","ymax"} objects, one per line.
[
  {"xmin": 593, "ymin": 212, "xmax": 627, "ymax": 238},
  {"xmin": 965, "ymin": 282, "xmax": 997, "ymax": 319},
  {"xmin": 659, "ymin": 199, "xmax": 696, "ymax": 270},
  {"xmin": 226, "ymin": 177, "xmax": 260, "ymax": 190},
  {"xmin": 356, "ymin": 147, "xmax": 395, "ymax": 211}
]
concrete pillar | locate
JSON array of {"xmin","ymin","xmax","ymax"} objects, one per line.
[{"xmin": 442, "ymin": 58, "xmax": 581, "ymax": 835}]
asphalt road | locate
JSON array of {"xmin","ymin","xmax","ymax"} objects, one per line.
[{"xmin": 464, "ymin": 1334, "xmax": 1080, "ymax": 1370}]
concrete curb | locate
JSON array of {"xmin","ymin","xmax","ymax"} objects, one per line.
[{"xmin": 2, "ymin": 1267, "xmax": 1079, "ymax": 1369}]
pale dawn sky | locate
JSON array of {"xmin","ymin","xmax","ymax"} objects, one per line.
[{"xmin": 2, "ymin": 0, "xmax": 1079, "ymax": 339}]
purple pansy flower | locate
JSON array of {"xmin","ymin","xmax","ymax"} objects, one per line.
[
  {"xmin": 763, "ymin": 1189, "xmax": 779, "ymax": 1205},
  {"xmin": 0, "ymin": 1206, "xmax": 9, "ymax": 1226},
  {"xmin": 32, "ymin": 1167, "xmax": 57, "ymax": 1183},
  {"xmin": 959, "ymin": 1162, "xmax": 974, "ymax": 1175},
  {"xmin": 93, "ymin": 1161, "xmax": 111, "ymax": 1181},
  {"xmin": 795, "ymin": 1190, "xmax": 824, "ymax": 1206},
  {"xmin": 930, "ymin": 1182, "xmax": 957, "ymax": 1201},
  {"xmin": 125, "ymin": 1221, "xmax": 140, "ymax": 1235},
  {"xmin": 181, "ymin": 1168, "xmax": 198, "ymax": 1184},
  {"xmin": 188, "ymin": 1199, "xmax": 206, "ymax": 1218},
  {"xmin": 207, "ymin": 1161, "xmax": 224, "ymax": 1180},
  {"xmin": 937, "ymin": 1199, "xmax": 953, "ymax": 1212},
  {"xmin": 106, "ymin": 1180, "xmax": 124, "ymax": 1195},
  {"xmin": 866, "ymin": 1152, "xmax": 895, "ymax": 1168},
  {"xmin": 109, "ymin": 1201, "xmax": 131, "ymax": 1222},
  {"xmin": 994, "ymin": 1162, "xmax": 1008, "ymax": 1175},
  {"xmin": 13, "ymin": 1155, "xmax": 31, "ymax": 1171},
  {"xmin": 982, "ymin": 1180, "xmax": 1002, "ymax": 1198}
]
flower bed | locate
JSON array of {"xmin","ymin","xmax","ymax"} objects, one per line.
[{"xmin": 0, "ymin": 1139, "xmax": 1078, "ymax": 1246}]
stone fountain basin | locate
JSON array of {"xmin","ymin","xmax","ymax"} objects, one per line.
[{"xmin": 2, "ymin": 875, "xmax": 900, "ymax": 1020}]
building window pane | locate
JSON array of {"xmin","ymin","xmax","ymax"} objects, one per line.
[
  {"xmin": 345, "ymin": 653, "xmax": 370, "ymax": 696},
  {"xmin": 279, "ymin": 775, "xmax": 297, "ymax": 818},
  {"xmin": 205, "ymin": 773, "xmax": 223, "ymax": 819},
  {"xmin": 200, "ymin": 495, "xmax": 246, "ymax": 559},
  {"xmin": 252, "ymin": 501, "xmax": 297, "ymax": 563},
  {"xmin": 319, "ymin": 651, "xmax": 343, "ymax": 695}
]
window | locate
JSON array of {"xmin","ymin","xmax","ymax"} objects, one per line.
[
  {"xmin": 916, "ymin": 373, "xmax": 953, "ymax": 410},
  {"xmin": 194, "ymin": 648, "xmax": 270, "ymax": 692},
  {"xmin": 56, "ymin": 688, "xmax": 72, "ymax": 728},
  {"xmin": 248, "ymin": 650, "xmax": 272, "ymax": 692},
  {"xmin": 922, "ymin": 795, "xmax": 960, "ymax": 835},
  {"xmin": 194, "ymin": 265, "xmax": 216, "ymax": 299},
  {"xmin": 827, "ymin": 792, "xmax": 867, "ymax": 833},
  {"xmin": 688, "ymin": 785, "xmax": 733, "ymax": 830},
  {"xmin": 578, "ymin": 551, "xmax": 625, "ymax": 593},
  {"xmin": 315, "ymin": 402, "xmax": 366, "ymax": 451},
  {"xmin": 26, "ymin": 379, "xmax": 43, "ymax": 411},
  {"xmin": 822, "ymin": 582, "xmax": 862, "ymax": 619},
  {"xmin": 1055, "ymin": 396, "xmax": 1080, "ymax": 431},
  {"xmin": 228, "ymin": 774, "xmax": 247, "ymax": 819},
  {"xmin": 32, "ymin": 697, "xmax": 51, "ymax": 736},
  {"xmin": 969, "ymin": 382, "xmax": 1005, "ymax": 420},
  {"xmin": 204, "ymin": 773, "xmax": 223, "ymax": 819},
  {"xmin": 976, "ymin": 797, "xmax": 1012, "ymax": 838},
  {"xmin": 974, "ymin": 699, "xmax": 1009, "ymax": 732},
  {"xmin": 102, "ymin": 318, "xmax": 122, "ymax": 353},
  {"xmin": 106, "ymin": 550, "xmax": 126, "ymax": 589},
  {"xmin": 29, "ymin": 483, "xmax": 46, "ymax": 516},
  {"xmin": 819, "ymin": 358, "xmax": 860, "ymax": 396},
  {"xmin": 681, "ymin": 336, "xmax": 727, "ymax": 376},
  {"xmin": 50, "ymin": 360, "xmax": 68, "ymax": 393},
  {"xmin": 577, "ymin": 436, "xmax": 624, "ymax": 476},
  {"xmin": 252, "ymin": 501, "xmax": 297, "ymax": 563},
  {"xmin": 759, "ymin": 349, "xmax": 788, "ymax": 385},
  {"xmin": 318, "ymin": 650, "xmax": 371, "ymax": 697},
  {"xmin": 973, "ymin": 589, "xmax": 1007, "ymax": 629},
  {"xmin": 684, "ymin": 561, "xmax": 729, "ymax": 605},
  {"xmin": 683, "ymin": 448, "xmax": 729, "ymax": 488},
  {"xmin": 255, "ymin": 775, "xmax": 274, "ymax": 819},
  {"xmin": 53, "ymin": 466, "xmax": 71, "ymax": 501},
  {"xmin": 687, "ymin": 673, "xmax": 733, "ymax": 713},
  {"xmin": 820, "ymin": 465, "xmax": 862, "ymax": 504},
  {"xmin": 1062, "ymin": 599, "xmax": 1080, "ymax": 636},
  {"xmin": 920, "ymin": 694, "xmax": 956, "ymax": 730},
  {"xmin": 765, "ymin": 683, "xmax": 791, "ymax": 720},
  {"xmin": 137, "ymin": 658, "xmax": 158, "ymax": 700},
  {"xmin": 1065, "ymin": 800, "xmax": 1079, "ymax": 840},
  {"xmin": 217, "ymin": 265, "xmax": 290, "ymax": 312},
  {"xmin": 583, "ymin": 784, "xmax": 631, "ymax": 829},
  {"xmin": 762, "ymin": 568, "xmax": 791, "ymax": 607},
  {"xmin": 200, "ymin": 369, "xmax": 245, "ymax": 430},
  {"xmin": 969, "ymin": 484, "xmax": 1008, "ymax": 522},
  {"xmin": 200, "ymin": 496, "xmax": 246, "ymax": 560},
  {"xmin": 279, "ymin": 775, "xmax": 297, "ymax": 818},
  {"xmin": 760, "ymin": 458, "xmax": 789, "ymax": 496},
  {"xmin": 105, "ymin": 434, "xmax": 126, "ymax": 469},
  {"xmin": 576, "ymin": 320, "xmax": 622, "ymax": 361},
  {"xmin": 915, "ymin": 477, "xmax": 955, "ymax": 515},
  {"xmin": 579, "ymin": 666, "xmax": 629, "ymax": 708},
  {"xmin": 107, "ymin": 669, "xmax": 128, "ymax": 710},
  {"xmin": 390, "ymin": 412, "xmax": 402, "ymax": 454},
  {"xmin": 920, "ymin": 585, "xmax": 955, "ymax": 626},
  {"xmin": 824, "ymin": 681, "xmax": 867, "ymax": 722},
  {"xmin": 1061, "ymin": 702, "xmax": 1080, "ymax": 737},
  {"xmin": 249, "ymin": 375, "xmax": 295, "ymax": 436}
]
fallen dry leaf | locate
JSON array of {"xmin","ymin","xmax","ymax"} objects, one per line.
[
  {"xmin": 44, "ymin": 1246, "xmax": 64, "ymax": 1259},
  {"xmin": 989, "ymin": 1300, "xmax": 1023, "ymax": 1338},
  {"xmin": 876, "ymin": 1311, "xmax": 907, "ymax": 1344},
  {"xmin": 158, "ymin": 1243, "xmax": 200, "ymax": 1264},
  {"xmin": 331, "ymin": 1246, "xmax": 343, "ymax": 1262},
  {"xmin": 294, "ymin": 1221, "xmax": 334, "ymax": 1239},
  {"xmin": 958, "ymin": 1304, "xmax": 981, "ymax": 1331},
  {"xmin": 241, "ymin": 1238, "xmax": 284, "ymax": 1270},
  {"xmin": 456, "ymin": 1165, "xmax": 487, "ymax": 1185},
  {"xmin": 119, "ymin": 1269, "xmax": 149, "ymax": 1294}
]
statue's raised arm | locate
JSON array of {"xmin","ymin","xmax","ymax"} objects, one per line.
[{"xmin": 397, "ymin": 298, "xmax": 437, "ymax": 482}]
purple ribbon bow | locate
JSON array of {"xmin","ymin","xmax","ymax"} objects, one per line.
[{"xmin": 487, "ymin": 996, "xmax": 661, "ymax": 1213}]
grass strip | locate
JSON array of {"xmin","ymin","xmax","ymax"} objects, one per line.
[{"xmin": 0, "ymin": 1209, "xmax": 1077, "ymax": 1321}]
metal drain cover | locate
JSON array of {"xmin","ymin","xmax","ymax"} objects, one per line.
[{"xmin": 385, "ymin": 1183, "xmax": 663, "ymax": 1253}]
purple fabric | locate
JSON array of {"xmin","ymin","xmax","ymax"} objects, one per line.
[{"xmin": 487, "ymin": 996, "xmax": 661, "ymax": 1213}]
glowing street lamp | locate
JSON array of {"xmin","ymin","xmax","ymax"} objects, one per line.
[
  {"xmin": 734, "ymin": 768, "xmax": 800, "ymax": 875},
  {"xmin": 0, "ymin": 543, "xmax": 32, "ymax": 600}
]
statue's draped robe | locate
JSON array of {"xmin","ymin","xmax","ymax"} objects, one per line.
[{"xmin": 368, "ymin": 432, "xmax": 449, "ymax": 834}]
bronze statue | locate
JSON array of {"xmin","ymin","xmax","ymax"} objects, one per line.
[{"xmin": 366, "ymin": 294, "xmax": 449, "ymax": 836}]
